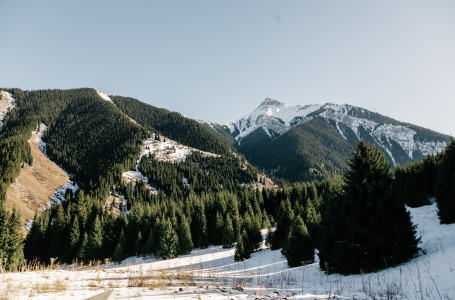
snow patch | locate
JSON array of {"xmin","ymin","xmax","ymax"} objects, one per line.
[
  {"xmin": 335, "ymin": 121, "xmax": 346, "ymax": 140},
  {"xmin": 96, "ymin": 90, "xmax": 114, "ymax": 104},
  {"xmin": 122, "ymin": 134, "xmax": 220, "ymax": 193},
  {"xmin": 227, "ymin": 99, "xmax": 320, "ymax": 143},
  {"xmin": 0, "ymin": 91, "xmax": 15, "ymax": 127},
  {"xmin": 50, "ymin": 181, "xmax": 79, "ymax": 206}
]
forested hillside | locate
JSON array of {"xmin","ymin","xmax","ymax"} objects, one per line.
[
  {"xmin": 0, "ymin": 88, "xmax": 268, "ymax": 270},
  {"xmin": 246, "ymin": 117, "xmax": 353, "ymax": 182},
  {"xmin": 112, "ymin": 96, "xmax": 233, "ymax": 156},
  {"xmin": 43, "ymin": 94, "xmax": 147, "ymax": 195}
]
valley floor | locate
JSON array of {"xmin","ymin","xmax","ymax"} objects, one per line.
[{"xmin": 1, "ymin": 202, "xmax": 454, "ymax": 299}]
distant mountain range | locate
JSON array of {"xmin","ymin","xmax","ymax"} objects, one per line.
[{"xmin": 203, "ymin": 98, "xmax": 450, "ymax": 182}]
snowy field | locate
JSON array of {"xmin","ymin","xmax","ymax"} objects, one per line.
[{"xmin": 1, "ymin": 202, "xmax": 454, "ymax": 299}]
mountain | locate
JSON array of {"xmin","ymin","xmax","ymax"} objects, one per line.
[{"xmin": 206, "ymin": 98, "xmax": 451, "ymax": 182}]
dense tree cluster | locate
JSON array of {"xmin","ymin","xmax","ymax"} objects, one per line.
[
  {"xmin": 394, "ymin": 154, "xmax": 442, "ymax": 207},
  {"xmin": 25, "ymin": 187, "xmax": 270, "ymax": 264},
  {"xmin": 319, "ymin": 141, "xmax": 419, "ymax": 274},
  {"xmin": 138, "ymin": 152, "xmax": 257, "ymax": 198},
  {"xmin": 0, "ymin": 205, "xmax": 23, "ymax": 271},
  {"xmin": 43, "ymin": 93, "xmax": 147, "ymax": 195},
  {"xmin": 246, "ymin": 117, "xmax": 353, "ymax": 182},
  {"xmin": 435, "ymin": 140, "xmax": 455, "ymax": 224},
  {"xmin": 111, "ymin": 95, "xmax": 233, "ymax": 156},
  {"xmin": 267, "ymin": 177, "xmax": 339, "ymax": 267}
]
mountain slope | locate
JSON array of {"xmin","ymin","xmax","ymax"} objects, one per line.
[
  {"xmin": 213, "ymin": 98, "xmax": 451, "ymax": 182},
  {"xmin": 6, "ymin": 124, "xmax": 73, "ymax": 233},
  {"xmin": 112, "ymin": 95, "xmax": 233, "ymax": 155},
  {"xmin": 250, "ymin": 117, "xmax": 353, "ymax": 181}
]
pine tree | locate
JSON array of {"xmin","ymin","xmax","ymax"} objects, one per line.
[
  {"xmin": 271, "ymin": 199, "xmax": 294, "ymax": 250},
  {"xmin": 156, "ymin": 218, "xmax": 178, "ymax": 260},
  {"xmin": 282, "ymin": 216, "xmax": 314, "ymax": 267},
  {"xmin": 135, "ymin": 231, "xmax": 143, "ymax": 256},
  {"xmin": 191, "ymin": 201, "xmax": 208, "ymax": 248},
  {"xmin": 48, "ymin": 205, "xmax": 68, "ymax": 259},
  {"xmin": 84, "ymin": 215, "xmax": 103, "ymax": 261},
  {"xmin": 112, "ymin": 229, "xmax": 127, "ymax": 262},
  {"xmin": 143, "ymin": 227, "xmax": 155, "ymax": 256},
  {"xmin": 304, "ymin": 198, "xmax": 321, "ymax": 246},
  {"xmin": 319, "ymin": 140, "xmax": 419, "ymax": 274},
  {"xmin": 68, "ymin": 216, "xmax": 80, "ymax": 260},
  {"xmin": 5, "ymin": 208, "xmax": 24, "ymax": 271},
  {"xmin": 112, "ymin": 242, "xmax": 125, "ymax": 263},
  {"xmin": 435, "ymin": 140, "xmax": 455, "ymax": 224},
  {"xmin": 214, "ymin": 211, "xmax": 224, "ymax": 245},
  {"xmin": 0, "ymin": 205, "xmax": 10, "ymax": 268},
  {"xmin": 118, "ymin": 229, "xmax": 127, "ymax": 253},
  {"xmin": 24, "ymin": 211, "xmax": 44, "ymax": 261},
  {"xmin": 77, "ymin": 232, "xmax": 88, "ymax": 262},
  {"xmin": 234, "ymin": 230, "xmax": 250, "ymax": 261},
  {"xmin": 221, "ymin": 214, "xmax": 235, "ymax": 248},
  {"xmin": 246, "ymin": 215, "xmax": 263, "ymax": 253},
  {"xmin": 177, "ymin": 216, "xmax": 193, "ymax": 255}
]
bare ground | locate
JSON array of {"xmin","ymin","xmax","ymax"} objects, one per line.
[{"xmin": 6, "ymin": 124, "xmax": 70, "ymax": 234}]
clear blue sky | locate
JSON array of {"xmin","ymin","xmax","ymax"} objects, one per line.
[{"xmin": 1, "ymin": 1, "xmax": 454, "ymax": 135}]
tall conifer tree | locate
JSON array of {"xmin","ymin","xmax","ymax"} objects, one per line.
[
  {"xmin": 178, "ymin": 216, "xmax": 193, "ymax": 255},
  {"xmin": 319, "ymin": 140, "xmax": 419, "ymax": 274},
  {"xmin": 282, "ymin": 216, "xmax": 314, "ymax": 267},
  {"xmin": 435, "ymin": 140, "xmax": 455, "ymax": 224}
]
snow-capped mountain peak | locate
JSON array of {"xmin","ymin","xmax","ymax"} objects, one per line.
[
  {"xmin": 256, "ymin": 98, "xmax": 286, "ymax": 109},
  {"xmin": 227, "ymin": 98, "xmax": 321, "ymax": 143},
  {"xmin": 225, "ymin": 98, "xmax": 449, "ymax": 169}
]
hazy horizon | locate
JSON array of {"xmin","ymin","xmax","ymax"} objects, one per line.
[{"xmin": 1, "ymin": 1, "xmax": 454, "ymax": 135}]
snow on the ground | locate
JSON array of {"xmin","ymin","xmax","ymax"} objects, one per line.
[
  {"xmin": 49, "ymin": 181, "xmax": 79, "ymax": 206},
  {"xmin": 96, "ymin": 90, "xmax": 114, "ymax": 104},
  {"xmin": 122, "ymin": 170, "xmax": 159, "ymax": 195},
  {"xmin": 122, "ymin": 134, "xmax": 219, "ymax": 193},
  {"xmin": 2, "ymin": 202, "xmax": 454, "ymax": 299},
  {"xmin": 0, "ymin": 90, "xmax": 15, "ymax": 127}
]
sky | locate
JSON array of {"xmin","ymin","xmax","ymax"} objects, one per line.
[{"xmin": 1, "ymin": 1, "xmax": 455, "ymax": 135}]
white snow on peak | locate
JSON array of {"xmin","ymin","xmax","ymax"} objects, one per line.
[
  {"xmin": 319, "ymin": 106, "xmax": 446, "ymax": 163},
  {"xmin": 0, "ymin": 91, "xmax": 15, "ymax": 127},
  {"xmin": 228, "ymin": 98, "xmax": 321, "ymax": 144},
  {"xmin": 199, "ymin": 119, "xmax": 216, "ymax": 130},
  {"xmin": 228, "ymin": 99, "xmax": 446, "ymax": 164},
  {"xmin": 96, "ymin": 90, "xmax": 114, "ymax": 104}
]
